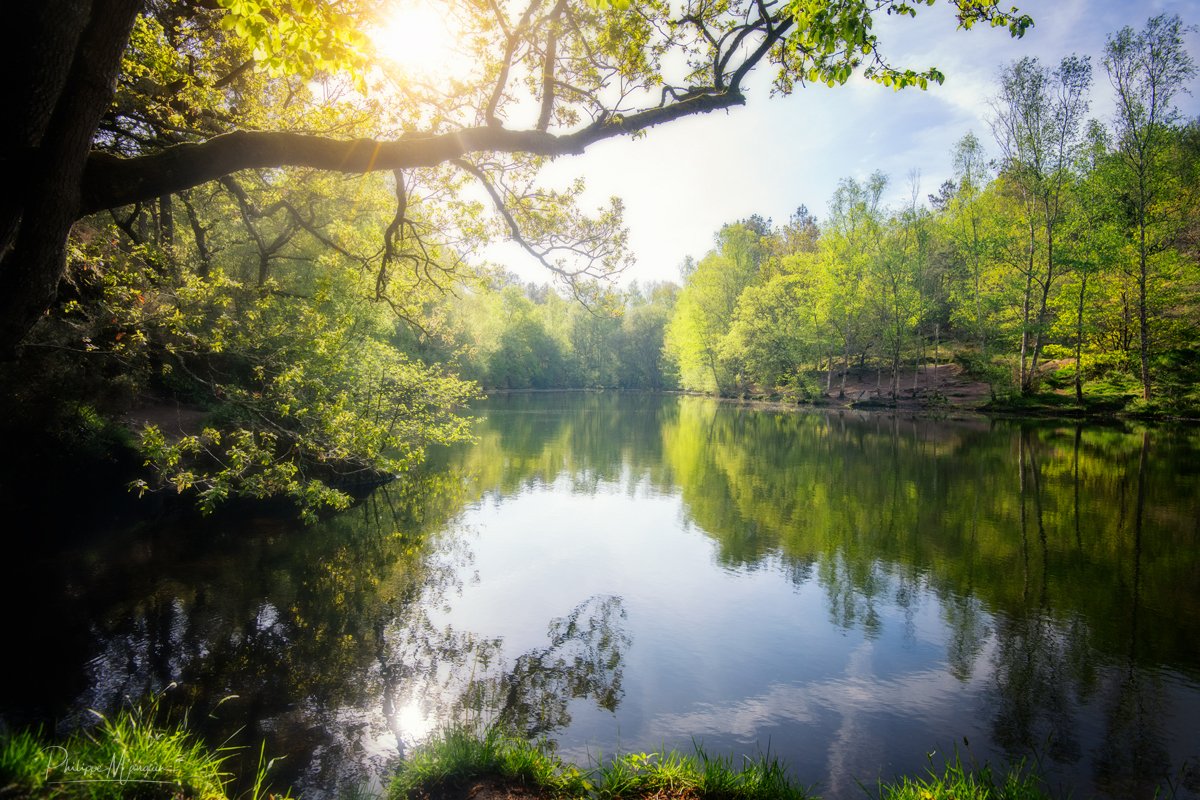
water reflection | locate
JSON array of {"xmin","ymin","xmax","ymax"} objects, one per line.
[
  {"xmin": 459, "ymin": 594, "xmax": 629, "ymax": 738},
  {"xmin": 4, "ymin": 394, "xmax": 1199, "ymax": 799},
  {"xmin": 454, "ymin": 397, "xmax": 1200, "ymax": 798}
]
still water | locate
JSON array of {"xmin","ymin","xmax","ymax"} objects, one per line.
[{"xmin": 5, "ymin": 393, "xmax": 1200, "ymax": 798}]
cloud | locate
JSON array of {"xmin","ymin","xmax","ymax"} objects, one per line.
[{"xmin": 493, "ymin": 1, "xmax": 1200, "ymax": 288}]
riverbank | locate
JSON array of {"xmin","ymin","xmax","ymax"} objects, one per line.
[
  {"xmin": 708, "ymin": 363, "xmax": 1200, "ymax": 424},
  {"xmin": 386, "ymin": 728, "xmax": 1052, "ymax": 800},
  {"xmin": 1, "ymin": 717, "xmax": 1052, "ymax": 800}
]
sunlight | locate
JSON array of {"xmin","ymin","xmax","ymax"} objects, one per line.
[
  {"xmin": 395, "ymin": 699, "xmax": 438, "ymax": 744},
  {"xmin": 372, "ymin": 1, "xmax": 463, "ymax": 82}
]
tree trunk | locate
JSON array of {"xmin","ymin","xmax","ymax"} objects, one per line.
[
  {"xmin": 1019, "ymin": 270, "xmax": 1033, "ymax": 393},
  {"xmin": 1027, "ymin": 218, "xmax": 1055, "ymax": 384},
  {"xmin": 0, "ymin": 0, "xmax": 142, "ymax": 356},
  {"xmin": 933, "ymin": 322, "xmax": 940, "ymax": 375},
  {"xmin": 1138, "ymin": 201, "xmax": 1151, "ymax": 401},
  {"xmin": 972, "ymin": 219, "xmax": 986, "ymax": 355},
  {"xmin": 839, "ymin": 338, "xmax": 848, "ymax": 398},
  {"xmin": 891, "ymin": 340, "xmax": 900, "ymax": 399},
  {"xmin": 158, "ymin": 194, "xmax": 174, "ymax": 251},
  {"xmin": 1074, "ymin": 273, "xmax": 1088, "ymax": 404},
  {"xmin": 912, "ymin": 336, "xmax": 921, "ymax": 394}
]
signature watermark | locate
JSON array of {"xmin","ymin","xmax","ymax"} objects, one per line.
[{"xmin": 44, "ymin": 745, "xmax": 185, "ymax": 786}]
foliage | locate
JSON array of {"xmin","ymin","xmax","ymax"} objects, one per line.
[
  {"xmin": 659, "ymin": 15, "xmax": 1198, "ymax": 412},
  {"xmin": 440, "ymin": 278, "xmax": 679, "ymax": 391},
  {"xmin": 721, "ymin": 274, "xmax": 820, "ymax": 390},
  {"xmin": 131, "ymin": 273, "xmax": 478, "ymax": 520},
  {"xmin": 9, "ymin": 2, "xmax": 1198, "ymax": 523},
  {"xmin": 665, "ymin": 222, "xmax": 768, "ymax": 393},
  {"xmin": 1103, "ymin": 14, "xmax": 1199, "ymax": 400},
  {"xmin": 28, "ymin": 162, "xmax": 482, "ymax": 519},
  {"xmin": 215, "ymin": 0, "xmax": 371, "ymax": 83},
  {"xmin": 774, "ymin": 0, "xmax": 1031, "ymax": 93}
]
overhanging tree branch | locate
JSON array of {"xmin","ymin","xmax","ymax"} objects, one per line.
[{"xmin": 80, "ymin": 87, "xmax": 747, "ymax": 215}]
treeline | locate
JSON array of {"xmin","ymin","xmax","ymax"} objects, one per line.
[
  {"xmin": 666, "ymin": 15, "xmax": 1199, "ymax": 412},
  {"xmin": 5, "ymin": 13, "xmax": 1197, "ymax": 519},
  {"xmin": 411, "ymin": 278, "xmax": 678, "ymax": 391}
]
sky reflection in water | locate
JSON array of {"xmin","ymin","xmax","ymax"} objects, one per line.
[{"xmin": 6, "ymin": 394, "xmax": 1200, "ymax": 800}]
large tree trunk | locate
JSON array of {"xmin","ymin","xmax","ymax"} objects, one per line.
[
  {"xmin": 0, "ymin": 0, "xmax": 142, "ymax": 356},
  {"xmin": 0, "ymin": 4, "xmax": 90, "ymax": 256}
]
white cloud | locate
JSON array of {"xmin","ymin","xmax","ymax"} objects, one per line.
[{"xmin": 491, "ymin": 1, "xmax": 1200, "ymax": 287}]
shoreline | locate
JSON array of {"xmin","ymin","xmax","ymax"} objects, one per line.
[{"xmin": 481, "ymin": 385, "xmax": 1200, "ymax": 426}]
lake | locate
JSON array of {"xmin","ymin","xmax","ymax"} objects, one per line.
[{"xmin": 5, "ymin": 393, "xmax": 1200, "ymax": 799}]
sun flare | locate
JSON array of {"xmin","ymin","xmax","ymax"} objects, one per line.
[{"xmin": 372, "ymin": 1, "xmax": 463, "ymax": 81}]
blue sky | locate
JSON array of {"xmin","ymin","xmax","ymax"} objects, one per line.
[{"xmin": 505, "ymin": 0, "xmax": 1200, "ymax": 287}]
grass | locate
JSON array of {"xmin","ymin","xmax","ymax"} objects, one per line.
[
  {"xmin": 0, "ymin": 694, "xmax": 291, "ymax": 800},
  {"xmin": 389, "ymin": 726, "xmax": 590, "ymax": 798},
  {"xmin": 875, "ymin": 757, "xmax": 1048, "ymax": 800},
  {"xmin": 389, "ymin": 728, "xmax": 1052, "ymax": 800},
  {"xmin": 590, "ymin": 748, "xmax": 808, "ymax": 800},
  {"xmin": 4, "ymin": 711, "xmax": 1053, "ymax": 800}
]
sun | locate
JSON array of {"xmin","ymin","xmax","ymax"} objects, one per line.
[{"xmin": 372, "ymin": 1, "xmax": 463, "ymax": 81}]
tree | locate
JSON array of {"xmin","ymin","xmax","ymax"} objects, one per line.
[
  {"xmin": 821, "ymin": 171, "xmax": 886, "ymax": 397},
  {"xmin": 1103, "ymin": 14, "xmax": 1198, "ymax": 400},
  {"xmin": 872, "ymin": 174, "xmax": 932, "ymax": 398},
  {"xmin": 662, "ymin": 224, "xmax": 763, "ymax": 393},
  {"xmin": 778, "ymin": 205, "xmax": 821, "ymax": 256},
  {"xmin": 989, "ymin": 54, "xmax": 1092, "ymax": 392},
  {"xmin": 0, "ymin": 0, "xmax": 1032, "ymax": 355},
  {"xmin": 944, "ymin": 132, "xmax": 994, "ymax": 354},
  {"xmin": 720, "ymin": 272, "xmax": 820, "ymax": 390},
  {"xmin": 1055, "ymin": 120, "xmax": 1122, "ymax": 402},
  {"xmin": 616, "ymin": 283, "xmax": 678, "ymax": 390}
]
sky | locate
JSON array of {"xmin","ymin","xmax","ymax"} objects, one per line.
[{"xmin": 497, "ymin": 0, "xmax": 1200, "ymax": 287}]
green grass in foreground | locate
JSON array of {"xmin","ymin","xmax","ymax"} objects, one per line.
[
  {"xmin": 389, "ymin": 727, "xmax": 591, "ymax": 798},
  {"xmin": 390, "ymin": 727, "xmax": 1052, "ymax": 800},
  {"xmin": 0, "ymin": 697, "xmax": 291, "ymax": 800},
  {"xmin": 3, "ymin": 710, "xmax": 1052, "ymax": 800}
]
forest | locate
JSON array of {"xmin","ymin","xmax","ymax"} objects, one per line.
[
  {"xmin": 664, "ymin": 83, "xmax": 1200, "ymax": 408},
  {"xmin": 0, "ymin": 0, "xmax": 1195, "ymax": 523},
  {"xmin": 3, "ymin": 3, "xmax": 1200, "ymax": 798}
]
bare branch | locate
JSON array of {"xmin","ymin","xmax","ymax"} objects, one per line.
[
  {"xmin": 537, "ymin": 0, "xmax": 568, "ymax": 132},
  {"xmin": 486, "ymin": 0, "xmax": 547, "ymax": 126},
  {"xmin": 212, "ymin": 58, "xmax": 254, "ymax": 89},
  {"xmin": 178, "ymin": 190, "xmax": 212, "ymax": 275},
  {"xmin": 379, "ymin": 168, "xmax": 410, "ymax": 300},
  {"xmin": 452, "ymin": 157, "xmax": 575, "ymax": 282}
]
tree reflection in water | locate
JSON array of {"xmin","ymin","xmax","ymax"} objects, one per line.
[
  {"xmin": 456, "ymin": 595, "xmax": 628, "ymax": 738},
  {"xmin": 646, "ymin": 399, "xmax": 1200, "ymax": 798},
  {"xmin": 15, "ymin": 469, "xmax": 630, "ymax": 798},
  {"xmin": 6, "ymin": 394, "xmax": 1200, "ymax": 800}
]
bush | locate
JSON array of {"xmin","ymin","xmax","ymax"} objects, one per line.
[
  {"xmin": 776, "ymin": 373, "xmax": 823, "ymax": 404},
  {"xmin": 954, "ymin": 352, "xmax": 1016, "ymax": 400}
]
